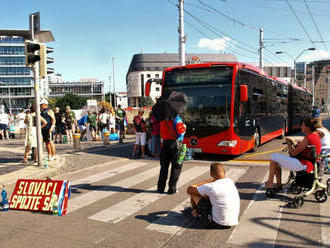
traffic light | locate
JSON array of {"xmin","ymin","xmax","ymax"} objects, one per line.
[{"xmin": 25, "ymin": 40, "xmax": 41, "ymax": 67}]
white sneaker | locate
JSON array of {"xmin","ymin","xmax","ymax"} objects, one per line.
[{"xmin": 48, "ymin": 156, "xmax": 56, "ymax": 161}]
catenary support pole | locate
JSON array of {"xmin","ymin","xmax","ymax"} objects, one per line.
[
  {"xmin": 112, "ymin": 56, "xmax": 116, "ymax": 108},
  {"xmin": 259, "ymin": 28, "xmax": 264, "ymax": 70},
  {"xmin": 178, "ymin": 0, "xmax": 186, "ymax": 66}
]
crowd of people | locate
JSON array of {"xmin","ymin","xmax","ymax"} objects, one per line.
[{"xmin": 1, "ymin": 101, "xmax": 129, "ymax": 163}]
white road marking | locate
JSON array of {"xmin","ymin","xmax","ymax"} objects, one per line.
[
  {"xmin": 88, "ymin": 166, "xmax": 209, "ymax": 223},
  {"xmin": 146, "ymin": 168, "xmax": 247, "ymax": 235},
  {"xmin": 67, "ymin": 165, "xmax": 158, "ymax": 213},
  {"xmin": 227, "ymin": 169, "xmax": 290, "ymax": 248},
  {"xmin": 71, "ymin": 162, "xmax": 147, "ymax": 186}
]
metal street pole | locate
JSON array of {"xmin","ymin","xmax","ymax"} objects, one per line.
[
  {"xmin": 8, "ymin": 87, "xmax": 12, "ymax": 114},
  {"xmin": 312, "ymin": 65, "xmax": 315, "ymax": 106},
  {"xmin": 30, "ymin": 13, "xmax": 44, "ymax": 167},
  {"xmin": 109, "ymin": 75, "xmax": 112, "ymax": 107},
  {"xmin": 293, "ymin": 59, "xmax": 296, "ymax": 85},
  {"xmin": 112, "ymin": 56, "xmax": 116, "ymax": 108},
  {"xmin": 259, "ymin": 28, "xmax": 264, "ymax": 70},
  {"xmin": 178, "ymin": 0, "xmax": 186, "ymax": 66}
]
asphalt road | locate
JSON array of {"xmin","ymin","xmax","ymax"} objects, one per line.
[{"xmin": 0, "ymin": 126, "xmax": 329, "ymax": 248}]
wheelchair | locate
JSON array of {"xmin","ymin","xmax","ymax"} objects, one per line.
[{"xmin": 266, "ymin": 145, "xmax": 330, "ymax": 208}]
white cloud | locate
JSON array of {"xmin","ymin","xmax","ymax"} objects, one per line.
[
  {"xmin": 298, "ymin": 50, "xmax": 330, "ymax": 62},
  {"xmin": 198, "ymin": 37, "xmax": 231, "ymax": 51}
]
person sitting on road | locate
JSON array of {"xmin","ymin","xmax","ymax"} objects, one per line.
[
  {"xmin": 186, "ymin": 163, "xmax": 240, "ymax": 228},
  {"xmin": 265, "ymin": 118, "xmax": 321, "ymax": 190}
]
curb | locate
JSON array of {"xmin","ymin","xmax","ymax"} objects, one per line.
[{"xmin": 0, "ymin": 155, "xmax": 66, "ymax": 187}]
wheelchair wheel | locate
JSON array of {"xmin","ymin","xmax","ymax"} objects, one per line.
[
  {"xmin": 266, "ymin": 188, "xmax": 275, "ymax": 198},
  {"xmin": 292, "ymin": 196, "xmax": 304, "ymax": 209},
  {"xmin": 289, "ymin": 181, "xmax": 302, "ymax": 195},
  {"xmin": 315, "ymin": 189, "xmax": 328, "ymax": 203},
  {"xmin": 327, "ymin": 179, "xmax": 330, "ymax": 196}
]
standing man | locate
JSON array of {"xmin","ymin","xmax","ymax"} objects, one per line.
[
  {"xmin": 40, "ymin": 99, "xmax": 56, "ymax": 161},
  {"xmin": 87, "ymin": 110, "xmax": 97, "ymax": 141},
  {"xmin": 54, "ymin": 107, "xmax": 64, "ymax": 144},
  {"xmin": 157, "ymin": 115, "xmax": 186, "ymax": 194},
  {"xmin": 115, "ymin": 104, "xmax": 126, "ymax": 143},
  {"xmin": 0, "ymin": 110, "xmax": 9, "ymax": 140}
]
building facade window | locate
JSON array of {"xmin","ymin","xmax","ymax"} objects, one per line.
[
  {"xmin": 0, "ymin": 57, "xmax": 25, "ymax": 65},
  {"xmin": 0, "ymin": 46, "xmax": 25, "ymax": 55},
  {"xmin": 0, "ymin": 67, "xmax": 31, "ymax": 75}
]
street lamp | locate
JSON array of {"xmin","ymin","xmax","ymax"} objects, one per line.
[{"xmin": 276, "ymin": 48, "xmax": 316, "ymax": 86}]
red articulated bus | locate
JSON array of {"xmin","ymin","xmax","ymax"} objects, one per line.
[{"xmin": 146, "ymin": 62, "xmax": 312, "ymax": 155}]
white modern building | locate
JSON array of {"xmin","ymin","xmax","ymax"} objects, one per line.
[
  {"xmin": 126, "ymin": 53, "xmax": 237, "ymax": 107},
  {"xmin": 0, "ymin": 35, "xmax": 54, "ymax": 111},
  {"xmin": 49, "ymin": 77, "xmax": 105, "ymax": 101}
]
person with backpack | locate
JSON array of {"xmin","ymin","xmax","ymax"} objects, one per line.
[
  {"xmin": 132, "ymin": 109, "xmax": 147, "ymax": 158},
  {"xmin": 157, "ymin": 114, "xmax": 186, "ymax": 194}
]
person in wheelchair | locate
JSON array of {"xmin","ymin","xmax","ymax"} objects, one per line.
[{"xmin": 265, "ymin": 118, "xmax": 321, "ymax": 190}]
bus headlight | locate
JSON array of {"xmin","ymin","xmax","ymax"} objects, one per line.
[{"xmin": 217, "ymin": 140, "xmax": 237, "ymax": 147}]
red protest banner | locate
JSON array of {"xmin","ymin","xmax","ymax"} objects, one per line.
[{"xmin": 9, "ymin": 179, "xmax": 70, "ymax": 215}]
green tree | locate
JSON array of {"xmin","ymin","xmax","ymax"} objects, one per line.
[
  {"xmin": 139, "ymin": 96, "xmax": 154, "ymax": 107},
  {"xmin": 46, "ymin": 98, "xmax": 57, "ymax": 110},
  {"xmin": 55, "ymin": 93, "xmax": 87, "ymax": 111}
]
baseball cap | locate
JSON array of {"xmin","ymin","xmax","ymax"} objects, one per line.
[{"xmin": 40, "ymin": 99, "xmax": 49, "ymax": 105}]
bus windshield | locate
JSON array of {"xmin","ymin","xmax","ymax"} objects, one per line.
[{"xmin": 163, "ymin": 66, "xmax": 233, "ymax": 128}]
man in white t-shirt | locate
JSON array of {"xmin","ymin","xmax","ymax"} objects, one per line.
[
  {"xmin": 186, "ymin": 163, "xmax": 240, "ymax": 227},
  {"xmin": 0, "ymin": 110, "xmax": 10, "ymax": 140}
]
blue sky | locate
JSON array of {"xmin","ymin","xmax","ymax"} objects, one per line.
[{"xmin": 3, "ymin": 0, "xmax": 330, "ymax": 92}]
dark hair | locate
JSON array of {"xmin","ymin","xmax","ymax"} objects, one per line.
[
  {"xmin": 117, "ymin": 104, "xmax": 121, "ymax": 109},
  {"xmin": 303, "ymin": 117, "xmax": 317, "ymax": 132}
]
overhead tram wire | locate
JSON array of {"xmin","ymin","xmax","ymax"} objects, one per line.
[
  {"xmin": 184, "ymin": 20, "xmax": 260, "ymax": 60},
  {"xmin": 185, "ymin": 10, "xmax": 280, "ymax": 66},
  {"xmin": 215, "ymin": 0, "xmax": 330, "ymax": 19},
  {"xmin": 193, "ymin": 0, "xmax": 299, "ymax": 63},
  {"xmin": 167, "ymin": 0, "xmax": 280, "ymax": 65},
  {"xmin": 286, "ymin": 0, "xmax": 323, "ymax": 58},
  {"xmin": 166, "ymin": 0, "xmax": 259, "ymax": 60},
  {"xmin": 303, "ymin": 0, "xmax": 329, "ymax": 51},
  {"xmin": 195, "ymin": 0, "xmax": 260, "ymax": 31}
]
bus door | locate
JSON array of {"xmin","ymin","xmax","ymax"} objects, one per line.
[{"xmin": 234, "ymin": 81, "xmax": 255, "ymax": 151}]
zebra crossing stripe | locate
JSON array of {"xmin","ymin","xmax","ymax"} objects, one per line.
[
  {"xmin": 67, "ymin": 165, "xmax": 159, "ymax": 214},
  {"xmin": 88, "ymin": 166, "xmax": 209, "ymax": 223},
  {"xmin": 71, "ymin": 162, "xmax": 148, "ymax": 186},
  {"xmin": 227, "ymin": 169, "xmax": 291, "ymax": 247},
  {"xmin": 146, "ymin": 168, "xmax": 247, "ymax": 235}
]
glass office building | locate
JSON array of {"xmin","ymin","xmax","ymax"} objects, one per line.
[{"xmin": 0, "ymin": 36, "xmax": 34, "ymax": 112}]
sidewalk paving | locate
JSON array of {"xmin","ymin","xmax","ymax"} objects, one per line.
[
  {"xmin": 0, "ymin": 135, "xmax": 136, "ymax": 186},
  {"xmin": 0, "ymin": 155, "xmax": 66, "ymax": 186}
]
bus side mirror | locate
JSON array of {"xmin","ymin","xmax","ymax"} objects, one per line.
[
  {"xmin": 240, "ymin": 85, "xmax": 248, "ymax": 102},
  {"xmin": 145, "ymin": 81, "xmax": 151, "ymax": 97}
]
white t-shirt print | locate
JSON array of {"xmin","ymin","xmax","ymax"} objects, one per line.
[{"xmin": 197, "ymin": 178, "xmax": 240, "ymax": 226}]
